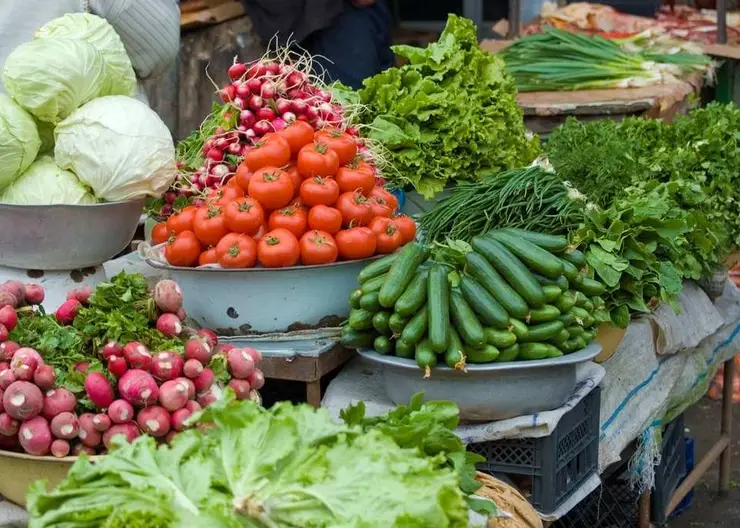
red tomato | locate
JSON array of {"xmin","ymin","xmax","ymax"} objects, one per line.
[
  {"xmin": 284, "ymin": 165, "xmax": 302, "ymax": 194},
  {"xmin": 166, "ymin": 205, "xmax": 197, "ymax": 234},
  {"xmin": 192, "ymin": 205, "xmax": 230, "ymax": 246},
  {"xmin": 247, "ymin": 167, "xmax": 294, "ymax": 210},
  {"xmin": 234, "ymin": 161, "xmax": 252, "ymax": 190},
  {"xmin": 251, "ymin": 224, "xmax": 266, "ymax": 242},
  {"xmin": 268, "ymin": 205, "xmax": 308, "ymax": 239},
  {"xmin": 299, "ymin": 176, "xmax": 340, "ymax": 207},
  {"xmin": 151, "ymin": 223, "xmax": 170, "ymax": 245},
  {"xmin": 335, "ymin": 191, "xmax": 373, "ymax": 227},
  {"xmin": 368, "ymin": 217, "xmax": 402, "ymax": 254},
  {"xmin": 307, "ymin": 205, "xmax": 342, "ymax": 235},
  {"xmin": 244, "ymin": 134, "xmax": 291, "ymax": 171},
  {"xmin": 216, "ymin": 233, "xmax": 257, "ymax": 268},
  {"xmin": 335, "ymin": 227, "xmax": 376, "ymax": 260},
  {"xmin": 315, "ymin": 129, "xmax": 358, "ymax": 166},
  {"xmin": 300, "ymin": 230, "xmax": 338, "ymax": 265},
  {"xmin": 369, "ymin": 197, "xmax": 392, "ymax": 218},
  {"xmin": 335, "ymin": 163, "xmax": 375, "ymax": 195},
  {"xmin": 224, "ymin": 197, "xmax": 264, "ymax": 235},
  {"xmin": 208, "ymin": 184, "xmax": 244, "ymax": 205},
  {"xmin": 277, "ymin": 120, "xmax": 315, "ymax": 156},
  {"xmin": 393, "ymin": 214, "xmax": 417, "ymax": 244},
  {"xmin": 297, "ymin": 142, "xmax": 340, "ymax": 178},
  {"xmin": 165, "ymin": 231, "xmax": 201, "ymax": 267},
  {"xmin": 257, "ymin": 228, "xmax": 300, "ymax": 268},
  {"xmin": 369, "ymin": 186, "xmax": 399, "ymax": 213},
  {"xmin": 198, "ymin": 247, "xmax": 219, "ymax": 266}
]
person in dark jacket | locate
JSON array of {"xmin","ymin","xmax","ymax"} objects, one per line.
[{"xmin": 242, "ymin": 0, "xmax": 394, "ymax": 89}]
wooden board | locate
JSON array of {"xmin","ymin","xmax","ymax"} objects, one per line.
[{"xmin": 180, "ymin": 0, "xmax": 245, "ymax": 30}]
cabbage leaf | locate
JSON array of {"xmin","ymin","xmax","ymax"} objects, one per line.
[
  {"xmin": 0, "ymin": 156, "xmax": 96, "ymax": 205},
  {"xmin": 0, "ymin": 94, "xmax": 41, "ymax": 190}
]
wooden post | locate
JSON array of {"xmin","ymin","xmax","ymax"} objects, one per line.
[
  {"xmin": 719, "ymin": 357, "xmax": 734, "ymax": 494},
  {"xmin": 638, "ymin": 490, "xmax": 651, "ymax": 528}
]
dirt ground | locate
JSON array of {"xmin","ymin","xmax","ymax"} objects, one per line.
[{"xmin": 669, "ymin": 397, "xmax": 740, "ymax": 527}]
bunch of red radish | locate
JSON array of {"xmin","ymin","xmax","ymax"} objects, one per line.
[
  {"xmin": 0, "ymin": 280, "xmax": 265, "ymax": 458},
  {"xmin": 158, "ymin": 54, "xmax": 376, "ymax": 218}
]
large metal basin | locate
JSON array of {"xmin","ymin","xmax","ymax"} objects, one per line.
[
  {"xmin": 0, "ymin": 201, "xmax": 144, "ymax": 270},
  {"xmin": 358, "ymin": 344, "xmax": 601, "ymax": 421},
  {"xmin": 146, "ymin": 257, "xmax": 380, "ymax": 333}
]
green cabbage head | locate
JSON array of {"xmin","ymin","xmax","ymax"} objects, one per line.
[
  {"xmin": 35, "ymin": 13, "xmax": 137, "ymax": 97},
  {"xmin": 1, "ymin": 155, "xmax": 97, "ymax": 205},
  {"xmin": 0, "ymin": 94, "xmax": 41, "ymax": 191}
]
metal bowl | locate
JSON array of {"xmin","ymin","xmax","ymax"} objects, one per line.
[
  {"xmin": 146, "ymin": 256, "xmax": 382, "ymax": 333},
  {"xmin": 0, "ymin": 201, "xmax": 144, "ymax": 270},
  {"xmin": 357, "ymin": 344, "xmax": 602, "ymax": 421}
]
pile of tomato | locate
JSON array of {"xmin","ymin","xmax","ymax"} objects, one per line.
[{"xmin": 151, "ymin": 121, "xmax": 416, "ymax": 269}]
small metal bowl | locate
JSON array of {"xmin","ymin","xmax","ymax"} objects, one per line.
[{"xmin": 0, "ymin": 200, "xmax": 144, "ymax": 270}]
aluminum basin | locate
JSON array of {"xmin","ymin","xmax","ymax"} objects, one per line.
[{"xmin": 358, "ymin": 344, "xmax": 601, "ymax": 421}]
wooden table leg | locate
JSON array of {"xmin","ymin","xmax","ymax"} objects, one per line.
[
  {"xmin": 638, "ymin": 490, "xmax": 651, "ymax": 528},
  {"xmin": 306, "ymin": 379, "xmax": 322, "ymax": 409},
  {"xmin": 719, "ymin": 357, "xmax": 734, "ymax": 495}
]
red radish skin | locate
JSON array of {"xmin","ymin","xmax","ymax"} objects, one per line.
[
  {"xmin": 71, "ymin": 444, "xmax": 96, "ymax": 456},
  {"xmin": 0, "ymin": 370, "xmax": 15, "ymax": 390},
  {"xmin": 107, "ymin": 355, "xmax": 128, "ymax": 378},
  {"xmin": 42, "ymin": 389, "xmax": 77, "ymax": 419},
  {"xmin": 159, "ymin": 379, "xmax": 190, "ymax": 411},
  {"xmin": 136, "ymin": 406, "xmax": 170, "ymax": 437},
  {"xmin": 228, "ymin": 379, "xmax": 251, "ymax": 400},
  {"xmin": 183, "ymin": 359, "xmax": 204, "ymax": 379},
  {"xmin": 153, "ymin": 280, "xmax": 183, "ymax": 313},
  {"xmin": 185, "ymin": 338, "xmax": 212, "ymax": 364},
  {"xmin": 0, "ymin": 433, "xmax": 18, "ymax": 449},
  {"xmin": 248, "ymin": 370, "xmax": 265, "ymax": 391},
  {"xmin": 165, "ymin": 430, "xmax": 178, "ymax": 443},
  {"xmin": 101, "ymin": 341, "xmax": 123, "ymax": 359},
  {"xmin": 156, "ymin": 313, "xmax": 182, "ymax": 338},
  {"xmin": 118, "ymin": 369, "xmax": 159, "ymax": 407},
  {"xmin": 0, "ymin": 291, "xmax": 18, "ymax": 310},
  {"xmin": 0, "ymin": 324, "xmax": 7, "ymax": 343},
  {"xmin": 33, "ymin": 364, "xmax": 56, "ymax": 391},
  {"xmin": 227, "ymin": 348, "xmax": 255, "ymax": 379},
  {"xmin": 84, "ymin": 372, "xmax": 115, "ymax": 409},
  {"xmin": 123, "ymin": 342, "xmax": 152, "ymax": 371},
  {"xmin": 216, "ymin": 344, "xmax": 235, "ymax": 355},
  {"xmin": 0, "ymin": 341, "xmax": 19, "ymax": 361},
  {"xmin": 176, "ymin": 307, "xmax": 187, "ymax": 321},
  {"xmin": 170, "ymin": 408, "xmax": 192, "ymax": 431},
  {"xmin": 175, "ymin": 377, "xmax": 196, "ymax": 400},
  {"xmin": 151, "ymin": 351, "xmax": 184, "ymax": 382},
  {"xmin": 50, "ymin": 412, "xmax": 79, "ymax": 440},
  {"xmin": 19, "ymin": 416, "xmax": 52, "ymax": 455},
  {"xmin": 193, "ymin": 368, "xmax": 215, "ymax": 393},
  {"xmin": 0, "ymin": 362, "xmax": 7, "ymax": 372},
  {"xmin": 12, "ymin": 355, "xmax": 38, "ymax": 381},
  {"xmin": 103, "ymin": 423, "xmax": 141, "ymax": 449},
  {"xmin": 3, "ymin": 381, "xmax": 43, "ymax": 420},
  {"xmin": 92, "ymin": 413, "xmax": 112, "ymax": 432},
  {"xmin": 67, "ymin": 286, "xmax": 93, "ymax": 305},
  {"xmin": 50, "ymin": 439, "xmax": 70, "ymax": 458},
  {"xmin": 74, "ymin": 362, "xmax": 89, "ymax": 374},
  {"xmin": 0, "ymin": 306, "xmax": 16, "ymax": 332},
  {"xmin": 24, "ymin": 284, "xmax": 44, "ymax": 305},
  {"xmin": 0, "ymin": 387, "xmax": 3, "ymax": 412},
  {"xmin": 2, "ymin": 281, "xmax": 25, "ymax": 304},
  {"xmin": 55, "ymin": 299, "xmax": 81, "ymax": 325},
  {"xmin": 78, "ymin": 413, "xmax": 102, "ymax": 447},
  {"xmin": 184, "ymin": 400, "xmax": 201, "ymax": 414},
  {"xmin": 244, "ymin": 347, "xmax": 263, "ymax": 363},
  {"xmin": 107, "ymin": 399, "xmax": 135, "ymax": 424},
  {"xmin": 11, "ymin": 347, "xmax": 43, "ymax": 368},
  {"xmin": 197, "ymin": 389, "xmax": 218, "ymax": 408},
  {"xmin": 0, "ymin": 413, "xmax": 19, "ymax": 436},
  {"xmin": 197, "ymin": 328, "xmax": 218, "ymax": 348}
]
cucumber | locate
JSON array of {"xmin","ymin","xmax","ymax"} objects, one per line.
[
  {"xmin": 574, "ymin": 291, "xmax": 589, "ymax": 307},
  {"xmin": 566, "ymin": 326, "xmax": 585, "ymax": 337},
  {"xmin": 555, "ymin": 292, "xmax": 576, "ymax": 313},
  {"xmin": 428, "ymin": 264, "xmax": 451, "ymax": 353},
  {"xmin": 449, "ymin": 289, "xmax": 486, "ymax": 347},
  {"xmin": 581, "ymin": 300, "xmax": 594, "ymax": 313},
  {"xmin": 401, "ymin": 305, "xmax": 429, "ymax": 345},
  {"xmin": 508, "ymin": 319, "xmax": 529, "ymax": 340},
  {"xmin": 582, "ymin": 328, "xmax": 597, "ymax": 342},
  {"xmin": 444, "ymin": 327, "xmax": 467, "ymax": 370},
  {"xmin": 544, "ymin": 344, "xmax": 564, "ymax": 358},
  {"xmin": 570, "ymin": 307, "xmax": 590, "ymax": 325},
  {"xmin": 519, "ymin": 321, "xmax": 564, "ymax": 342},
  {"xmin": 527, "ymin": 305, "xmax": 561, "ymax": 323},
  {"xmin": 575, "ymin": 277, "xmax": 607, "ymax": 296},
  {"xmin": 460, "ymin": 276, "xmax": 510, "ymax": 329},
  {"xmin": 349, "ymin": 309, "xmax": 374, "ymax": 330},
  {"xmin": 340, "ymin": 327, "xmax": 375, "ymax": 349},
  {"xmin": 358, "ymin": 253, "xmax": 398, "ymax": 283},
  {"xmin": 561, "ymin": 247, "xmax": 585, "ymax": 268},
  {"xmin": 543, "ymin": 285, "xmax": 562, "ymax": 303},
  {"xmin": 349, "ymin": 289, "xmax": 363, "ymax": 309},
  {"xmin": 489, "ymin": 230, "xmax": 565, "ymax": 279},
  {"xmin": 519, "ymin": 343, "xmax": 551, "ymax": 361},
  {"xmin": 466, "ymin": 344, "xmax": 500, "ymax": 364},
  {"xmin": 534, "ymin": 273, "xmax": 569, "ymax": 291},
  {"xmin": 558, "ymin": 312, "xmax": 576, "ymax": 326},
  {"xmin": 379, "ymin": 243, "xmax": 430, "ymax": 308},
  {"xmin": 465, "ymin": 252, "xmax": 530, "ymax": 318},
  {"xmin": 395, "ymin": 339, "xmax": 415, "ymax": 359},
  {"xmin": 373, "ymin": 335, "xmax": 393, "ymax": 355},
  {"xmin": 560, "ymin": 259, "xmax": 579, "ymax": 281},
  {"xmin": 496, "ymin": 344, "xmax": 519, "ymax": 362},
  {"xmin": 484, "ymin": 328, "xmax": 517, "ymax": 348},
  {"xmin": 582, "ymin": 314, "xmax": 595, "ymax": 328},
  {"xmin": 472, "ymin": 237, "xmax": 545, "ymax": 308},
  {"xmin": 549, "ymin": 329, "xmax": 570, "ymax": 345},
  {"xmin": 389, "ymin": 313, "xmax": 410, "ymax": 335},
  {"xmin": 372, "ymin": 311, "xmax": 392, "ymax": 336},
  {"xmin": 361, "ymin": 273, "xmax": 388, "ymax": 295},
  {"xmin": 415, "ymin": 339, "xmax": 438, "ymax": 377},
  {"xmin": 359, "ymin": 292, "xmax": 381, "ymax": 312},
  {"xmin": 500, "ymin": 228, "xmax": 568, "ymax": 252},
  {"xmin": 561, "ymin": 339, "xmax": 580, "ymax": 353},
  {"xmin": 571, "ymin": 336, "xmax": 587, "ymax": 351},
  {"xmin": 394, "ymin": 270, "xmax": 428, "ymax": 317}
]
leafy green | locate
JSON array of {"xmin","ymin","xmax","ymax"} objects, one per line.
[{"xmin": 357, "ymin": 15, "xmax": 540, "ymax": 198}]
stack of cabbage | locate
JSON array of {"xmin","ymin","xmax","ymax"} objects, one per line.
[{"xmin": 0, "ymin": 14, "xmax": 175, "ymax": 205}]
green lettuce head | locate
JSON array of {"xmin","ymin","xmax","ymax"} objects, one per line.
[
  {"xmin": 0, "ymin": 94, "xmax": 41, "ymax": 191},
  {"xmin": 1, "ymin": 155, "xmax": 97, "ymax": 205}
]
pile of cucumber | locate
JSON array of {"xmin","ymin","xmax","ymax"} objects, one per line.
[{"xmin": 340, "ymin": 228, "xmax": 607, "ymax": 377}]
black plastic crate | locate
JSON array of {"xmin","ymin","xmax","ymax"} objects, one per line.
[
  {"xmin": 652, "ymin": 414, "xmax": 687, "ymax": 524},
  {"xmin": 469, "ymin": 387, "xmax": 601, "ymax": 514}
]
